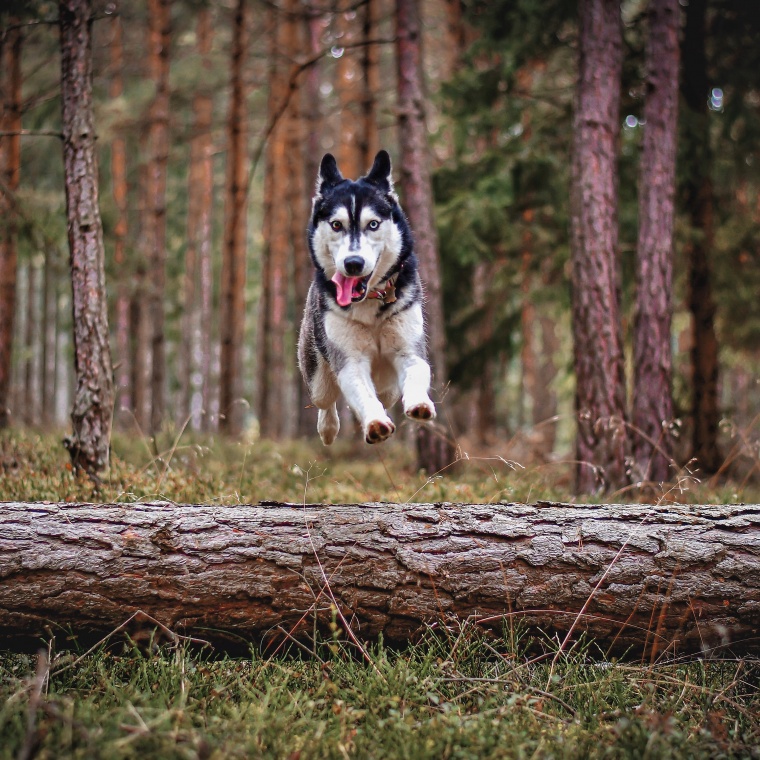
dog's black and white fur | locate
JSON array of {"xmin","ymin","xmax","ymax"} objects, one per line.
[{"xmin": 297, "ymin": 150, "xmax": 436, "ymax": 445}]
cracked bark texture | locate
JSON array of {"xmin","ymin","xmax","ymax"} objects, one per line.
[
  {"xmin": 632, "ymin": 0, "xmax": 680, "ymax": 484},
  {"xmin": 570, "ymin": 0, "xmax": 627, "ymax": 494},
  {"xmin": 59, "ymin": 0, "xmax": 114, "ymax": 474},
  {"xmin": 0, "ymin": 501, "xmax": 758, "ymax": 657}
]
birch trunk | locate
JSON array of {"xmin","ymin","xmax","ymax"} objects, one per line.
[{"xmin": 1, "ymin": 501, "xmax": 758, "ymax": 658}]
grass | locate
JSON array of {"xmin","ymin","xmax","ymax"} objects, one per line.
[
  {"xmin": 1, "ymin": 624, "xmax": 758, "ymax": 759},
  {"xmin": 0, "ymin": 424, "xmax": 757, "ymax": 506},
  {"xmin": 0, "ymin": 426, "xmax": 759, "ymax": 758}
]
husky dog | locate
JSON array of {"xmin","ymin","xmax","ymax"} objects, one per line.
[{"xmin": 297, "ymin": 150, "xmax": 436, "ymax": 445}]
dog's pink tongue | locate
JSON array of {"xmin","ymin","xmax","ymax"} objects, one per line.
[{"xmin": 331, "ymin": 272, "xmax": 360, "ymax": 306}]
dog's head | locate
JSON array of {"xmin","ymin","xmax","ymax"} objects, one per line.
[{"xmin": 310, "ymin": 150, "xmax": 403, "ymax": 306}]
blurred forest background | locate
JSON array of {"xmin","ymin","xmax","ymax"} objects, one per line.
[{"xmin": 0, "ymin": 0, "xmax": 759, "ymax": 492}]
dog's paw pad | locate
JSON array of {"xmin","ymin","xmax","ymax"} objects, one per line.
[
  {"xmin": 365, "ymin": 419, "xmax": 395, "ymax": 444},
  {"xmin": 406, "ymin": 403, "xmax": 436, "ymax": 421}
]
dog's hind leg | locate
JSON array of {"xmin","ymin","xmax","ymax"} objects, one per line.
[{"xmin": 317, "ymin": 404, "xmax": 340, "ymax": 445}]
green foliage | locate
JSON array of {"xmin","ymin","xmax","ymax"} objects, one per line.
[{"xmin": 1, "ymin": 624, "xmax": 757, "ymax": 758}]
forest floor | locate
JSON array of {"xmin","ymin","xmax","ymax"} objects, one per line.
[{"xmin": 1, "ymin": 428, "xmax": 759, "ymax": 758}]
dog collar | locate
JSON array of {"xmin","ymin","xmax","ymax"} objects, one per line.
[
  {"xmin": 368, "ymin": 277, "xmax": 397, "ymax": 304},
  {"xmin": 367, "ymin": 263, "xmax": 403, "ymax": 304}
]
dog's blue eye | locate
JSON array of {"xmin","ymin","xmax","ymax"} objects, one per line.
[
  {"xmin": 330, "ymin": 220, "xmax": 343, "ymax": 232},
  {"xmin": 367, "ymin": 220, "xmax": 380, "ymax": 230}
]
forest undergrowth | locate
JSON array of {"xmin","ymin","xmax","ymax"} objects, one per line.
[
  {"xmin": 0, "ymin": 418, "xmax": 758, "ymax": 506},
  {"xmin": 0, "ymin": 426, "xmax": 759, "ymax": 758}
]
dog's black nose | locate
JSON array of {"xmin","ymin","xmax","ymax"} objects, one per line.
[{"xmin": 343, "ymin": 256, "xmax": 365, "ymax": 276}]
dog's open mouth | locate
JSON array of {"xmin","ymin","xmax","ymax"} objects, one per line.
[{"xmin": 331, "ymin": 272, "xmax": 371, "ymax": 306}]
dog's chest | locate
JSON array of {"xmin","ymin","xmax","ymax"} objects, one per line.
[{"xmin": 324, "ymin": 302, "xmax": 418, "ymax": 360}]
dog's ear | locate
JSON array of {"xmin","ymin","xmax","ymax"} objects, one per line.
[
  {"xmin": 315, "ymin": 153, "xmax": 344, "ymax": 196},
  {"xmin": 364, "ymin": 150, "xmax": 392, "ymax": 190},
  {"xmin": 364, "ymin": 150, "xmax": 398, "ymax": 202}
]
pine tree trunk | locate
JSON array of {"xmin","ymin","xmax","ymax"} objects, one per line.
[
  {"xmin": 144, "ymin": 0, "xmax": 172, "ymax": 434},
  {"xmin": 0, "ymin": 23, "xmax": 22, "ymax": 429},
  {"xmin": 359, "ymin": 0, "xmax": 380, "ymax": 173},
  {"xmin": 109, "ymin": 5, "xmax": 131, "ymax": 429},
  {"xmin": 534, "ymin": 314, "xmax": 559, "ymax": 454},
  {"xmin": 41, "ymin": 246, "xmax": 59, "ymax": 428},
  {"xmin": 258, "ymin": 5, "xmax": 290, "ymax": 440},
  {"xmin": 569, "ymin": 0, "xmax": 627, "ymax": 494},
  {"xmin": 181, "ymin": 8, "xmax": 214, "ymax": 433},
  {"xmin": 219, "ymin": 0, "xmax": 250, "ymax": 437},
  {"xmin": 680, "ymin": 0, "xmax": 721, "ymax": 475},
  {"xmin": 59, "ymin": 0, "xmax": 114, "ymax": 475},
  {"xmin": 395, "ymin": 0, "xmax": 455, "ymax": 474},
  {"xmin": 1, "ymin": 501, "xmax": 758, "ymax": 657},
  {"xmin": 632, "ymin": 0, "xmax": 680, "ymax": 485},
  {"xmin": 336, "ymin": 3, "xmax": 362, "ymax": 180},
  {"xmin": 296, "ymin": 2, "xmax": 325, "ymax": 437},
  {"xmin": 284, "ymin": 1, "xmax": 310, "ymax": 439},
  {"xmin": 23, "ymin": 258, "xmax": 40, "ymax": 426}
]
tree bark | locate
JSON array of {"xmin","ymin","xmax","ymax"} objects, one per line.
[
  {"xmin": 632, "ymin": 0, "xmax": 680, "ymax": 485},
  {"xmin": 569, "ymin": 0, "xmax": 627, "ymax": 494},
  {"xmin": 395, "ymin": 0, "xmax": 455, "ymax": 474},
  {"xmin": 0, "ymin": 501, "xmax": 758, "ymax": 657},
  {"xmin": 336, "ymin": 2, "xmax": 362, "ymax": 181},
  {"xmin": 181, "ymin": 7, "xmax": 215, "ymax": 433},
  {"xmin": 359, "ymin": 0, "xmax": 380, "ymax": 173},
  {"xmin": 219, "ymin": 0, "xmax": 250, "ymax": 437},
  {"xmin": 59, "ymin": 0, "xmax": 114, "ymax": 474},
  {"xmin": 680, "ymin": 0, "xmax": 722, "ymax": 475},
  {"xmin": 109, "ymin": 4, "xmax": 131, "ymax": 429},
  {"xmin": 23, "ymin": 256, "xmax": 41, "ymax": 426},
  {"xmin": 0, "ymin": 22, "xmax": 22, "ymax": 429},
  {"xmin": 257, "ymin": 4, "xmax": 290, "ymax": 440},
  {"xmin": 145, "ymin": 0, "xmax": 172, "ymax": 435}
]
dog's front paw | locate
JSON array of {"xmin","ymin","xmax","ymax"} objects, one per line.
[
  {"xmin": 364, "ymin": 417, "xmax": 396, "ymax": 444},
  {"xmin": 405, "ymin": 402, "xmax": 436, "ymax": 422}
]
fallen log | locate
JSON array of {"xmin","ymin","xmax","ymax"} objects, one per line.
[{"xmin": 1, "ymin": 501, "xmax": 758, "ymax": 656}]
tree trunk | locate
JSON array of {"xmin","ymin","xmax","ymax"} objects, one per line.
[
  {"xmin": 41, "ymin": 246, "xmax": 60, "ymax": 427},
  {"xmin": 144, "ymin": 0, "xmax": 172, "ymax": 435},
  {"xmin": 1, "ymin": 501, "xmax": 758, "ymax": 657},
  {"xmin": 395, "ymin": 0, "xmax": 455, "ymax": 474},
  {"xmin": 257, "ymin": 5, "xmax": 290, "ymax": 440},
  {"xmin": 109, "ymin": 4, "xmax": 131, "ymax": 429},
  {"xmin": 359, "ymin": 0, "xmax": 380, "ymax": 173},
  {"xmin": 296, "ymin": 2, "xmax": 324, "ymax": 437},
  {"xmin": 59, "ymin": 0, "xmax": 114, "ymax": 475},
  {"xmin": 219, "ymin": 0, "xmax": 250, "ymax": 437},
  {"xmin": 680, "ymin": 0, "xmax": 721, "ymax": 475},
  {"xmin": 0, "ymin": 22, "xmax": 22, "ymax": 429},
  {"xmin": 632, "ymin": 0, "xmax": 680, "ymax": 485},
  {"xmin": 335, "ymin": 2, "xmax": 362, "ymax": 181},
  {"xmin": 569, "ymin": 0, "xmax": 627, "ymax": 494},
  {"xmin": 181, "ymin": 7, "xmax": 215, "ymax": 433},
  {"xmin": 23, "ymin": 257, "xmax": 40, "ymax": 426}
]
